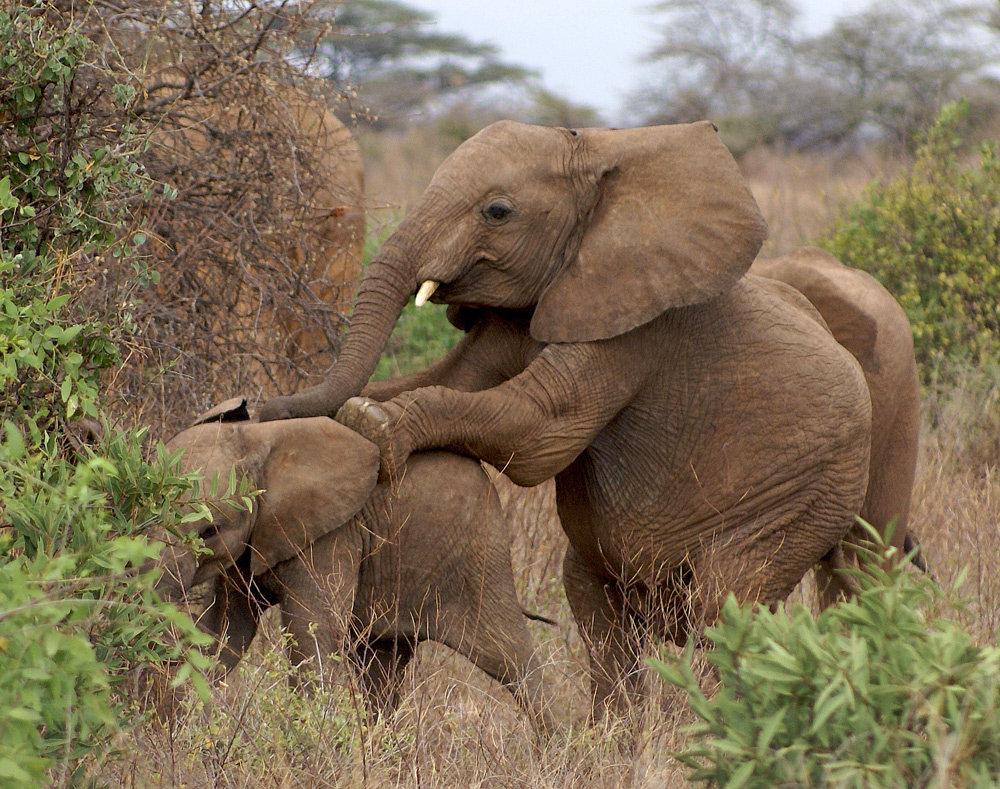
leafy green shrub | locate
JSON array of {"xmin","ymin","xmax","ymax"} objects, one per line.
[
  {"xmin": 1, "ymin": 5, "xmax": 211, "ymax": 785},
  {"xmin": 821, "ymin": 101, "xmax": 1000, "ymax": 380},
  {"xmin": 653, "ymin": 534, "xmax": 1000, "ymax": 788},
  {"xmin": 123, "ymin": 630, "xmax": 363, "ymax": 785}
]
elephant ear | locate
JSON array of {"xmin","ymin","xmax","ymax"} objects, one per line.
[
  {"xmin": 191, "ymin": 397, "xmax": 250, "ymax": 426},
  {"xmin": 245, "ymin": 417, "xmax": 379, "ymax": 574},
  {"xmin": 531, "ymin": 121, "xmax": 768, "ymax": 343}
]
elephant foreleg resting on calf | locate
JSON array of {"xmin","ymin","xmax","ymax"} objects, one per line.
[
  {"xmin": 352, "ymin": 340, "xmax": 643, "ymax": 487},
  {"xmin": 361, "ymin": 313, "xmax": 528, "ymax": 401}
]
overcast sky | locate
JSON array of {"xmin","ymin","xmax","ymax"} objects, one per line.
[{"xmin": 407, "ymin": 0, "xmax": 872, "ymax": 123}]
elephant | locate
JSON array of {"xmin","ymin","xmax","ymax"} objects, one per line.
[
  {"xmin": 258, "ymin": 120, "xmax": 873, "ymax": 716},
  {"xmin": 142, "ymin": 67, "xmax": 366, "ymax": 396},
  {"xmin": 149, "ymin": 398, "xmax": 557, "ymax": 733},
  {"xmin": 750, "ymin": 247, "xmax": 925, "ymax": 575}
]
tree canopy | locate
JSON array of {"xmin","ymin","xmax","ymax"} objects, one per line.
[
  {"xmin": 634, "ymin": 0, "xmax": 1000, "ymax": 151},
  {"xmin": 307, "ymin": 0, "xmax": 537, "ymax": 125}
]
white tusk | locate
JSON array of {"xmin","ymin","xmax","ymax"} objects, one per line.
[{"xmin": 414, "ymin": 280, "xmax": 440, "ymax": 307}]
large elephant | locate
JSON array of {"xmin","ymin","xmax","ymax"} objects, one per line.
[
  {"xmin": 750, "ymin": 247, "xmax": 924, "ymax": 574},
  {"xmin": 150, "ymin": 399, "xmax": 556, "ymax": 732},
  {"xmin": 259, "ymin": 120, "xmax": 873, "ymax": 715},
  {"xmin": 142, "ymin": 67, "xmax": 366, "ymax": 397}
]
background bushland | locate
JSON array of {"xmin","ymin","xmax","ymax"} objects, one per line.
[
  {"xmin": 822, "ymin": 101, "xmax": 1000, "ymax": 381},
  {"xmin": 5, "ymin": 0, "xmax": 1000, "ymax": 787},
  {"xmin": 0, "ymin": 6, "xmax": 215, "ymax": 785}
]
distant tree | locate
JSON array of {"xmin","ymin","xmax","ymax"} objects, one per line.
[
  {"xmin": 632, "ymin": 0, "xmax": 798, "ymax": 148},
  {"xmin": 798, "ymin": 0, "xmax": 994, "ymax": 146},
  {"xmin": 634, "ymin": 0, "xmax": 999, "ymax": 150},
  {"xmin": 524, "ymin": 86, "xmax": 604, "ymax": 128},
  {"xmin": 307, "ymin": 0, "xmax": 536, "ymax": 125}
]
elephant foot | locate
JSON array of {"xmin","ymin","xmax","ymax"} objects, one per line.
[{"xmin": 336, "ymin": 397, "xmax": 393, "ymax": 450}]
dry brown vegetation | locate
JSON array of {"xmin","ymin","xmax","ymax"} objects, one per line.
[
  {"xmin": 100, "ymin": 133, "xmax": 1000, "ymax": 788},
  {"xmin": 60, "ymin": 0, "xmax": 370, "ymax": 437}
]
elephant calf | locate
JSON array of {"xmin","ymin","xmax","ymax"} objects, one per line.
[{"xmin": 149, "ymin": 399, "xmax": 556, "ymax": 733}]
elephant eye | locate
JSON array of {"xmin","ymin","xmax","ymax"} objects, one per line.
[
  {"xmin": 199, "ymin": 523, "xmax": 219, "ymax": 539},
  {"xmin": 481, "ymin": 200, "xmax": 514, "ymax": 224}
]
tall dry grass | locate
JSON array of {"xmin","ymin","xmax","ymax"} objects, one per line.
[{"xmin": 105, "ymin": 132, "xmax": 1000, "ymax": 787}]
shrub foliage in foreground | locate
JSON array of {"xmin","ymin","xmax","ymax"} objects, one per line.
[
  {"xmin": 821, "ymin": 101, "xmax": 1000, "ymax": 380},
  {"xmin": 653, "ymin": 536, "xmax": 1000, "ymax": 788},
  {"xmin": 1, "ymin": 5, "xmax": 210, "ymax": 786}
]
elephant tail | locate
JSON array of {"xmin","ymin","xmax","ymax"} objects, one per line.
[
  {"xmin": 521, "ymin": 607, "xmax": 557, "ymax": 626},
  {"xmin": 903, "ymin": 532, "xmax": 930, "ymax": 575}
]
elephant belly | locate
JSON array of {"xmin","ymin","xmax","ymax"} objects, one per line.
[{"xmin": 555, "ymin": 298, "xmax": 872, "ymax": 591}]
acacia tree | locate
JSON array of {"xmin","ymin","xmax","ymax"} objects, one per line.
[
  {"xmin": 632, "ymin": 0, "xmax": 798, "ymax": 148},
  {"xmin": 799, "ymin": 0, "xmax": 992, "ymax": 146},
  {"xmin": 305, "ymin": 0, "xmax": 535, "ymax": 125}
]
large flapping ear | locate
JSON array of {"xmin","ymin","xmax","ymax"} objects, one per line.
[
  {"xmin": 531, "ymin": 121, "xmax": 768, "ymax": 343},
  {"xmin": 752, "ymin": 248, "xmax": 879, "ymax": 372},
  {"xmin": 191, "ymin": 397, "xmax": 250, "ymax": 426},
  {"xmin": 244, "ymin": 417, "xmax": 379, "ymax": 574}
]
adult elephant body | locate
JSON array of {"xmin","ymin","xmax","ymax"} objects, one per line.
[
  {"xmin": 260, "ymin": 121, "xmax": 873, "ymax": 713},
  {"xmin": 751, "ymin": 247, "xmax": 921, "ymax": 567}
]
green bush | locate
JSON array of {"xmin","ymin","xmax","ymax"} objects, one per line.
[
  {"xmin": 1, "ymin": 5, "xmax": 211, "ymax": 785},
  {"xmin": 653, "ymin": 533, "xmax": 1000, "ymax": 788},
  {"xmin": 821, "ymin": 101, "xmax": 1000, "ymax": 380}
]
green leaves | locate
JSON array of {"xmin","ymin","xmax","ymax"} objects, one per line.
[
  {"xmin": 822, "ymin": 101, "xmax": 1000, "ymax": 381},
  {"xmin": 0, "ymin": 5, "xmax": 202, "ymax": 785},
  {"xmin": 654, "ymin": 533, "xmax": 1000, "ymax": 787}
]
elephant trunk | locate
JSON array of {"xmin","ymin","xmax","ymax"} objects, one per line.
[{"xmin": 259, "ymin": 240, "xmax": 418, "ymax": 420}]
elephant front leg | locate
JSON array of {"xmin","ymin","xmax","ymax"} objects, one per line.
[
  {"xmin": 338, "ymin": 341, "xmax": 644, "ymax": 487},
  {"xmin": 274, "ymin": 527, "xmax": 363, "ymax": 687}
]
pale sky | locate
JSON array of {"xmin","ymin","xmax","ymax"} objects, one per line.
[{"xmin": 408, "ymin": 0, "xmax": 872, "ymax": 123}]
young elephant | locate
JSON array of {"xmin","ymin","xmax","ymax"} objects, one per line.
[
  {"xmin": 750, "ymin": 248, "xmax": 925, "ymax": 576},
  {"xmin": 151, "ymin": 399, "xmax": 556, "ymax": 732}
]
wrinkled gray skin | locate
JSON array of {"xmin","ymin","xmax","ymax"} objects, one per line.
[
  {"xmin": 150, "ymin": 407, "xmax": 556, "ymax": 732},
  {"xmin": 259, "ymin": 120, "xmax": 873, "ymax": 717},
  {"xmin": 751, "ymin": 247, "xmax": 924, "ymax": 582}
]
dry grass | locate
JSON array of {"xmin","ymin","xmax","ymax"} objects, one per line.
[
  {"xmin": 103, "ymin": 134, "xmax": 1000, "ymax": 787},
  {"xmin": 107, "ymin": 372, "xmax": 1000, "ymax": 787},
  {"xmin": 741, "ymin": 145, "xmax": 906, "ymax": 256}
]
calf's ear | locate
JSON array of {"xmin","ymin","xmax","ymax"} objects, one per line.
[
  {"xmin": 191, "ymin": 397, "xmax": 250, "ymax": 426},
  {"xmin": 243, "ymin": 418, "xmax": 379, "ymax": 574}
]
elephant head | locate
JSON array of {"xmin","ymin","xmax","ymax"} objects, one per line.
[
  {"xmin": 259, "ymin": 120, "xmax": 766, "ymax": 420},
  {"xmin": 151, "ymin": 403, "xmax": 378, "ymax": 601}
]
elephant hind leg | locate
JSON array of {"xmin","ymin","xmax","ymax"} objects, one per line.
[
  {"xmin": 814, "ymin": 542, "xmax": 861, "ymax": 609},
  {"xmin": 686, "ymin": 515, "xmax": 855, "ymax": 627},
  {"xmin": 351, "ymin": 638, "xmax": 415, "ymax": 722},
  {"xmin": 563, "ymin": 546, "xmax": 648, "ymax": 724},
  {"xmin": 431, "ymin": 605, "xmax": 559, "ymax": 736}
]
